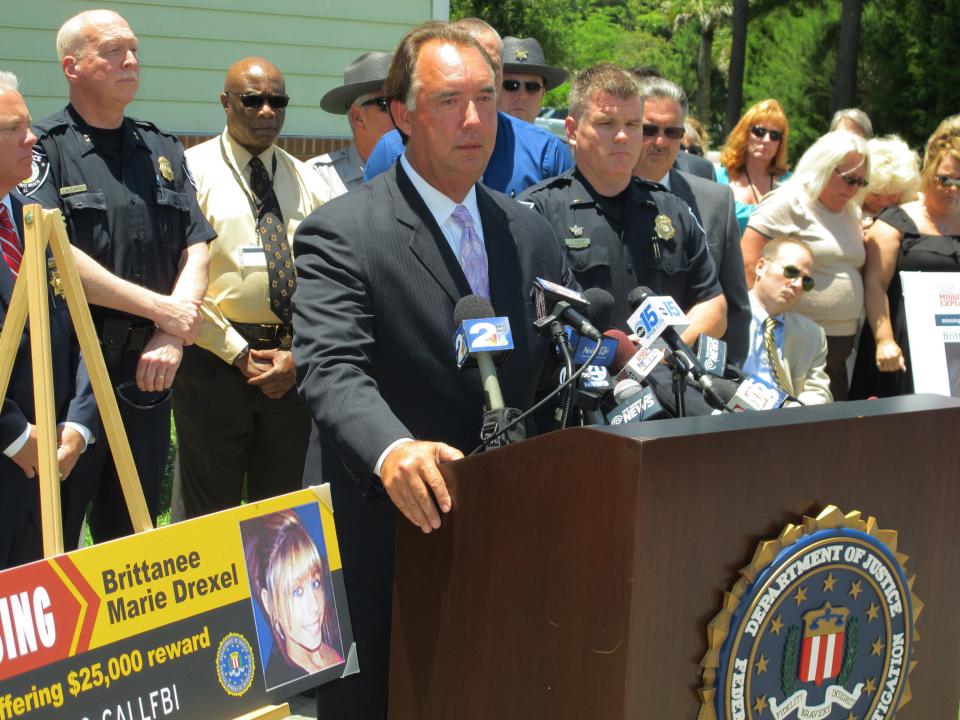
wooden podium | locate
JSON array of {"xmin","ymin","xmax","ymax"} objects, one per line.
[{"xmin": 388, "ymin": 394, "xmax": 960, "ymax": 718}]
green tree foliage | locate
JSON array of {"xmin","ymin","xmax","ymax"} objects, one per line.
[{"xmin": 450, "ymin": 0, "xmax": 960, "ymax": 157}]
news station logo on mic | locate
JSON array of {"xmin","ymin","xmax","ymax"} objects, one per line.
[
  {"xmin": 626, "ymin": 294, "xmax": 688, "ymax": 348},
  {"xmin": 698, "ymin": 506, "xmax": 919, "ymax": 720},
  {"xmin": 454, "ymin": 317, "xmax": 514, "ymax": 368}
]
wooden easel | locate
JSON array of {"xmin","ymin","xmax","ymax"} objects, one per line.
[
  {"xmin": 0, "ymin": 204, "xmax": 152, "ymax": 556},
  {"xmin": 0, "ymin": 206, "xmax": 291, "ymax": 720}
]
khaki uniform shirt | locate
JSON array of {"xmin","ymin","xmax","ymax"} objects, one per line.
[
  {"xmin": 309, "ymin": 143, "xmax": 364, "ymax": 197},
  {"xmin": 185, "ymin": 129, "xmax": 334, "ymax": 363}
]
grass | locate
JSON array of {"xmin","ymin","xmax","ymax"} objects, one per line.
[{"xmin": 81, "ymin": 414, "xmax": 176, "ymax": 547}]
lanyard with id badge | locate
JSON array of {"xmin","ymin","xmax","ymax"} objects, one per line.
[{"xmin": 221, "ymin": 135, "xmax": 277, "ymax": 274}]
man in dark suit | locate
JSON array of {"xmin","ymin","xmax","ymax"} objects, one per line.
[
  {"xmin": 632, "ymin": 76, "xmax": 751, "ymax": 366},
  {"xmin": 292, "ymin": 22, "xmax": 574, "ymax": 720},
  {"xmin": 0, "ymin": 72, "xmax": 96, "ymax": 568}
]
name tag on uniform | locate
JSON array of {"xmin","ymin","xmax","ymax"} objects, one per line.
[{"xmin": 238, "ymin": 246, "xmax": 267, "ymax": 269}]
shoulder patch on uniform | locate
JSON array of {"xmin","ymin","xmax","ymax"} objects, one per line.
[{"xmin": 18, "ymin": 146, "xmax": 50, "ymax": 196}]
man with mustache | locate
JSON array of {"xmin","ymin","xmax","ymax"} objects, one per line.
[
  {"xmin": 632, "ymin": 76, "xmax": 750, "ymax": 365},
  {"xmin": 174, "ymin": 58, "xmax": 332, "ymax": 518},
  {"xmin": 22, "ymin": 9, "xmax": 214, "ymax": 545}
]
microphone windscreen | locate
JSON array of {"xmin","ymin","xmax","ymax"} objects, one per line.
[
  {"xmin": 454, "ymin": 294, "xmax": 495, "ymax": 325},
  {"xmin": 626, "ymin": 285, "xmax": 654, "ymax": 312},
  {"xmin": 707, "ymin": 376, "xmax": 740, "ymax": 410},
  {"xmin": 613, "ymin": 378, "xmax": 642, "ymax": 403},
  {"xmin": 604, "ymin": 329, "xmax": 637, "ymax": 372},
  {"xmin": 582, "ymin": 287, "xmax": 615, "ymax": 331}
]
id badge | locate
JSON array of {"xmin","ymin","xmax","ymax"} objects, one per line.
[{"xmin": 239, "ymin": 245, "xmax": 267, "ymax": 269}]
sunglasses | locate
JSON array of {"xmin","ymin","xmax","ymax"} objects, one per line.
[
  {"xmin": 229, "ymin": 92, "xmax": 290, "ymax": 109},
  {"xmin": 834, "ymin": 169, "xmax": 869, "ymax": 188},
  {"xmin": 642, "ymin": 124, "xmax": 685, "ymax": 139},
  {"xmin": 360, "ymin": 96, "xmax": 390, "ymax": 112},
  {"xmin": 935, "ymin": 175, "xmax": 960, "ymax": 188},
  {"xmin": 772, "ymin": 262, "xmax": 815, "ymax": 291},
  {"xmin": 681, "ymin": 143, "xmax": 704, "ymax": 157},
  {"xmin": 750, "ymin": 125, "xmax": 783, "ymax": 142},
  {"xmin": 502, "ymin": 79, "xmax": 544, "ymax": 94}
]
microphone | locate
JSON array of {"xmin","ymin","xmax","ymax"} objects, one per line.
[
  {"xmin": 721, "ymin": 375, "xmax": 789, "ymax": 412},
  {"xmin": 605, "ymin": 329, "xmax": 638, "ymax": 373},
  {"xmin": 625, "ymin": 287, "xmax": 728, "ymax": 411},
  {"xmin": 603, "ymin": 379, "xmax": 668, "ymax": 425},
  {"xmin": 695, "ymin": 335, "xmax": 728, "ymax": 377},
  {"xmin": 532, "ymin": 279, "xmax": 611, "ymax": 342},
  {"xmin": 453, "ymin": 295, "xmax": 525, "ymax": 448}
]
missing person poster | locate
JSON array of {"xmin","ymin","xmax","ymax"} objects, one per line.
[
  {"xmin": 901, "ymin": 271, "xmax": 960, "ymax": 396},
  {"xmin": 0, "ymin": 487, "xmax": 356, "ymax": 720}
]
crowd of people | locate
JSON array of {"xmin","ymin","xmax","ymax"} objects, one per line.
[{"xmin": 1, "ymin": 8, "xmax": 958, "ymax": 717}]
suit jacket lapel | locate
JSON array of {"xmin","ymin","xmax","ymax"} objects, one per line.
[{"xmin": 391, "ymin": 163, "xmax": 470, "ymax": 304}]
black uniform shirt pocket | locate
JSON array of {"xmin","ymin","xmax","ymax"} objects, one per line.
[
  {"xmin": 565, "ymin": 241, "xmax": 610, "ymax": 273},
  {"xmin": 62, "ymin": 191, "xmax": 110, "ymax": 259},
  {"xmin": 155, "ymin": 187, "xmax": 190, "ymax": 250}
]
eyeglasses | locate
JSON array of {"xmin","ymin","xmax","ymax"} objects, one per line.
[
  {"xmin": 502, "ymin": 79, "xmax": 544, "ymax": 94},
  {"xmin": 834, "ymin": 169, "xmax": 869, "ymax": 188},
  {"xmin": 750, "ymin": 125, "xmax": 783, "ymax": 142},
  {"xmin": 642, "ymin": 124, "xmax": 685, "ymax": 139},
  {"xmin": 772, "ymin": 261, "xmax": 815, "ymax": 291},
  {"xmin": 935, "ymin": 175, "xmax": 960, "ymax": 188},
  {"xmin": 229, "ymin": 92, "xmax": 290, "ymax": 109},
  {"xmin": 681, "ymin": 143, "xmax": 704, "ymax": 157},
  {"xmin": 360, "ymin": 96, "xmax": 390, "ymax": 112}
]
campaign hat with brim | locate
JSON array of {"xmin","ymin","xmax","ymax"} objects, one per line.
[
  {"xmin": 320, "ymin": 51, "xmax": 393, "ymax": 114},
  {"xmin": 501, "ymin": 37, "xmax": 567, "ymax": 91}
]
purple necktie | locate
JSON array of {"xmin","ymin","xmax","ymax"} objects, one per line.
[{"xmin": 450, "ymin": 205, "xmax": 489, "ymax": 299}]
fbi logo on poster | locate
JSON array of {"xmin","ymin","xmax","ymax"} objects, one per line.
[
  {"xmin": 699, "ymin": 507, "xmax": 920, "ymax": 720},
  {"xmin": 216, "ymin": 632, "xmax": 256, "ymax": 697}
]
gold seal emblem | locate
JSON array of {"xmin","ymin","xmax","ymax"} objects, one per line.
[
  {"xmin": 698, "ymin": 506, "xmax": 920, "ymax": 720},
  {"xmin": 653, "ymin": 214, "xmax": 675, "ymax": 240},
  {"xmin": 515, "ymin": 48, "xmax": 528, "ymax": 61},
  {"xmin": 158, "ymin": 156, "xmax": 175, "ymax": 182}
]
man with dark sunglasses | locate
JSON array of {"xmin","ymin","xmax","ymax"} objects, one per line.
[
  {"xmin": 497, "ymin": 36, "xmax": 566, "ymax": 123},
  {"xmin": 632, "ymin": 76, "xmax": 751, "ymax": 366},
  {"xmin": 310, "ymin": 52, "xmax": 395, "ymax": 196},
  {"xmin": 22, "ymin": 9, "xmax": 215, "ymax": 546},
  {"xmin": 363, "ymin": 18, "xmax": 573, "ymax": 197},
  {"xmin": 745, "ymin": 237, "xmax": 831, "ymax": 405},
  {"xmin": 174, "ymin": 57, "xmax": 333, "ymax": 519}
]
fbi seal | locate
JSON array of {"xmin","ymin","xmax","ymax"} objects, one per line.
[
  {"xmin": 216, "ymin": 632, "xmax": 255, "ymax": 697},
  {"xmin": 699, "ymin": 506, "xmax": 919, "ymax": 720}
]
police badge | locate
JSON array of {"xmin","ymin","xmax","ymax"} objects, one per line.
[
  {"xmin": 158, "ymin": 156, "xmax": 175, "ymax": 182},
  {"xmin": 699, "ymin": 506, "xmax": 919, "ymax": 720},
  {"xmin": 653, "ymin": 213, "xmax": 675, "ymax": 241}
]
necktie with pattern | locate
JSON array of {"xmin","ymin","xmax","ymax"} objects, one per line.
[
  {"xmin": 0, "ymin": 204, "xmax": 22, "ymax": 276},
  {"xmin": 763, "ymin": 315, "xmax": 790, "ymax": 392},
  {"xmin": 249, "ymin": 156, "xmax": 294, "ymax": 323},
  {"xmin": 449, "ymin": 205, "xmax": 489, "ymax": 299}
]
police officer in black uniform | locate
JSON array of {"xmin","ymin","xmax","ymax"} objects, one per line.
[
  {"xmin": 521, "ymin": 64, "xmax": 726, "ymax": 337},
  {"xmin": 21, "ymin": 9, "xmax": 214, "ymax": 545}
]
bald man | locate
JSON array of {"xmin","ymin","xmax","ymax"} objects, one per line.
[
  {"xmin": 24, "ymin": 9, "xmax": 214, "ymax": 544},
  {"xmin": 175, "ymin": 58, "xmax": 333, "ymax": 517}
]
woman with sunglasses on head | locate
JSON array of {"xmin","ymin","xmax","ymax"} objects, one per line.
[
  {"xmin": 717, "ymin": 99, "xmax": 792, "ymax": 233},
  {"xmin": 850, "ymin": 131, "xmax": 960, "ymax": 399},
  {"xmin": 741, "ymin": 130, "xmax": 870, "ymax": 400}
]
